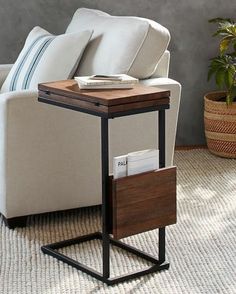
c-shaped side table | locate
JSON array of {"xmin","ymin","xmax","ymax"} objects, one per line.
[{"xmin": 38, "ymin": 80, "xmax": 176, "ymax": 285}]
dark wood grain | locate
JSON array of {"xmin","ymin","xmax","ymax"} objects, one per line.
[
  {"xmin": 39, "ymin": 90, "xmax": 169, "ymax": 116},
  {"xmin": 38, "ymin": 80, "xmax": 170, "ymax": 118},
  {"xmin": 110, "ymin": 167, "xmax": 177, "ymax": 239},
  {"xmin": 39, "ymin": 80, "xmax": 170, "ymax": 106},
  {"xmin": 39, "ymin": 80, "xmax": 170, "ymax": 117}
]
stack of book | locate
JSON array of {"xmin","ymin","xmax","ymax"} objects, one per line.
[
  {"xmin": 74, "ymin": 74, "xmax": 139, "ymax": 90},
  {"xmin": 113, "ymin": 149, "xmax": 159, "ymax": 179}
]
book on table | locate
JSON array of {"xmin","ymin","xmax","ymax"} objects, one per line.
[{"xmin": 74, "ymin": 74, "xmax": 139, "ymax": 89}]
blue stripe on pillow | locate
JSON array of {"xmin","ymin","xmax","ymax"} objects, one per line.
[
  {"xmin": 10, "ymin": 34, "xmax": 48, "ymax": 91},
  {"xmin": 22, "ymin": 36, "xmax": 55, "ymax": 89}
]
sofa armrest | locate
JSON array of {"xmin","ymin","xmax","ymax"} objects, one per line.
[
  {"xmin": 0, "ymin": 64, "xmax": 13, "ymax": 88},
  {"xmin": 0, "ymin": 90, "xmax": 37, "ymax": 216},
  {"xmin": 0, "ymin": 89, "xmax": 103, "ymax": 217},
  {"xmin": 140, "ymin": 77, "xmax": 181, "ymax": 165}
]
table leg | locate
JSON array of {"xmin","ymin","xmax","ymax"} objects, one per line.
[
  {"xmin": 101, "ymin": 118, "xmax": 110, "ymax": 279},
  {"xmin": 158, "ymin": 110, "xmax": 166, "ymax": 263},
  {"xmin": 159, "ymin": 110, "xmax": 166, "ymax": 169}
]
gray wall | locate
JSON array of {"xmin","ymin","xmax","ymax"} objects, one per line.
[{"xmin": 0, "ymin": 0, "xmax": 235, "ymax": 145}]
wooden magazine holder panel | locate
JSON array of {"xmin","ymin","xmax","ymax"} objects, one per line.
[{"xmin": 110, "ymin": 167, "xmax": 177, "ymax": 239}]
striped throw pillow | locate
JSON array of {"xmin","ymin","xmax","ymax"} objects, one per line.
[{"xmin": 1, "ymin": 26, "xmax": 92, "ymax": 93}]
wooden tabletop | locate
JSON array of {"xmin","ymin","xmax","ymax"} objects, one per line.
[{"xmin": 38, "ymin": 80, "xmax": 170, "ymax": 118}]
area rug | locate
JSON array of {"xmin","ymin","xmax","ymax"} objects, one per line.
[{"xmin": 0, "ymin": 149, "xmax": 235, "ymax": 294}]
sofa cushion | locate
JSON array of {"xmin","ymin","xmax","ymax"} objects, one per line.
[
  {"xmin": 1, "ymin": 26, "xmax": 92, "ymax": 93},
  {"xmin": 66, "ymin": 8, "xmax": 170, "ymax": 79}
]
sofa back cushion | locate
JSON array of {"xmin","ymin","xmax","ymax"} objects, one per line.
[{"xmin": 66, "ymin": 8, "xmax": 170, "ymax": 79}]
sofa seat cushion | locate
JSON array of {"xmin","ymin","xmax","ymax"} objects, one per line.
[
  {"xmin": 66, "ymin": 8, "xmax": 170, "ymax": 79},
  {"xmin": 1, "ymin": 26, "xmax": 92, "ymax": 93}
]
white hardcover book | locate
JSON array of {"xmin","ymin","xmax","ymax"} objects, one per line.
[
  {"xmin": 74, "ymin": 74, "xmax": 139, "ymax": 89},
  {"xmin": 127, "ymin": 149, "xmax": 159, "ymax": 176},
  {"xmin": 113, "ymin": 155, "xmax": 127, "ymax": 179},
  {"xmin": 77, "ymin": 83, "xmax": 135, "ymax": 90}
]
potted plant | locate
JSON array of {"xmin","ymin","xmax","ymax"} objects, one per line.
[{"xmin": 204, "ymin": 18, "xmax": 236, "ymax": 158}]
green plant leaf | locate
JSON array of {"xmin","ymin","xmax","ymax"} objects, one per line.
[
  {"xmin": 207, "ymin": 67, "xmax": 216, "ymax": 81},
  {"xmin": 226, "ymin": 25, "xmax": 236, "ymax": 35},
  {"xmin": 213, "ymin": 30, "xmax": 228, "ymax": 37},
  {"xmin": 231, "ymin": 85, "xmax": 236, "ymax": 98},
  {"xmin": 215, "ymin": 69, "xmax": 226, "ymax": 88},
  {"xmin": 208, "ymin": 17, "xmax": 236, "ymax": 105},
  {"xmin": 224, "ymin": 68, "xmax": 234, "ymax": 88},
  {"xmin": 226, "ymin": 93, "xmax": 231, "ymax": 105},
  {"xmin": 220, "ymin": 37, "xmax": 232, "ymax": 53},
  {"xmin": 209, "ymin": 17, "xmax": 233, "ymax": 23},
  {"xmin": 226, "ymin": 84, "xmax": 236, "ymax": 105}
]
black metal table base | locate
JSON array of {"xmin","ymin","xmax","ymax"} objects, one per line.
[
  {"xmin": 41, "ymin": 231, "xmax": 169, "ymax": 286},
  {"xmin": 41, "ymin": 107, "xmax": 169, "ymax": 285}
]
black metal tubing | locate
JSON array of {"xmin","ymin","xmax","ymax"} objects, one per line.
[
  {"xmin": 159, "ymin": 110, "xmax": 165, "ymax": 168},
  {"xmin": 107, "ymin": 263, "xmax": 169, "ymax": 285},
  {"xmin": 109, "ymin": 104, "xmax": 169, "ymax": 118},
  {"xmin": 109, "ymin": 237, "xmax": 161, "ymax": 265},
  {"xmin": 158, "ymin": 228, "xmax": 166, "ymax": 264},
  {"xmin": 101, "ymin": 118, "xmax": 110, "ymax": 278},
  {"xmin": 44, "ymin": 232, "xmax": 100, "ymax": 250},
  {"xmin": 40, "ymin": 105, "xmax": 169, "ymax": 285},
  {"xmin": 42, "ymin": 244, "xmax": 103, "ymax": 282},
  {"xmin": 158, "ymin": 110, "xmax": 166, "ymax": 264},
  {"xmin": 41, "ymin": 232, "xmax": 169, "ymax": 285}
]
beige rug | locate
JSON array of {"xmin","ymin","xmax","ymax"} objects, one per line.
[{"xmin": 0, "ymin": 149, "xmax": 235, "ymax": 294}]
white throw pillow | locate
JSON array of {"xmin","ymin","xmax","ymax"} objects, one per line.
[
  {"xmin": 1, "ymin": 26, "xmax": 93, "ymax": 93},
  {"xmin": 66, "ymin": 8, "xmax": 170, "ymax": 79}
]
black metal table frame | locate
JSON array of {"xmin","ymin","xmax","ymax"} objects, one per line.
[{"xmin": 39, "ymin": 97, "xmax": 170, "ymax": 286}]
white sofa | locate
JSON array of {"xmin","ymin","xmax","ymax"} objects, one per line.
[{"xmin": 0, "ymin": 8, "xmax": 181, "ymax": 228}]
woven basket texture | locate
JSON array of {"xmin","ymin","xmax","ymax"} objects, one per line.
[{"xmin": 204, "ymin": 92, "xmax": 236, "ymax": 158}]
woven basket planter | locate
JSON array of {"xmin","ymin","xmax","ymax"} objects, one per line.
[{"xmin": 204, "ymin": 91, "xmax": 236, "ymax": 158}]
